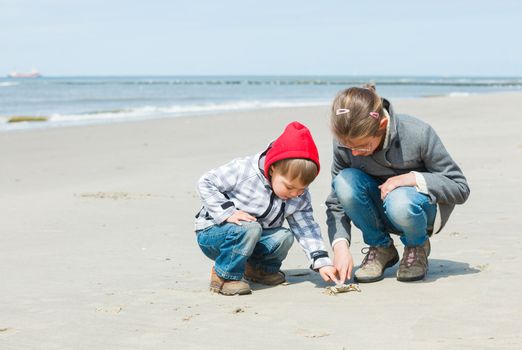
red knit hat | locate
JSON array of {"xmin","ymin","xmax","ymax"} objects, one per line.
[{"xmin": 264, "ymin": 121, "xmax": 320, "ymax": 178}]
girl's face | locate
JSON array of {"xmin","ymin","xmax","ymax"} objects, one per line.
[
  {"xmin": 340, "ymin": 115, "xmax": 388, "ymax": 156},
  {"xmin": 341, "ymin": 134, "xmax": 384, "ymax": 157},
  {"xmin": 270, "ymin": 169, "xmax": 307, "ymax": 200}
]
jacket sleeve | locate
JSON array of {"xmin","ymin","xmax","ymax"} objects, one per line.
[
  {"xmin": 197, "ymin": 158, "xmax": 244, "ymax": 224},
  {"xmin": 286, "ymin": 191, "xmax": 333, "ymax": 270},
  {"xmin": 418, "ymin": 126, "xmax": 470, "ymax": 204},
  {"xmin": 325, "ymin": 140, "xmax": 353, "ymax": 246}
]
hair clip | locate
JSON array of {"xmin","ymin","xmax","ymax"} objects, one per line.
[
  {"xmin": 336, "ymin": 108, "xmax": 350, "ymax": 116},
  {"xmin": 369, "ymin": 112, "xmax": 380, "ymax": 119}
]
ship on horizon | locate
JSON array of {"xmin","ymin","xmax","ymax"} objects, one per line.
[{"xmin": 7, "ymin": 69, "xmax": 42, "ymax": 78}]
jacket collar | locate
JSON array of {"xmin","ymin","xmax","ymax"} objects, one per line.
[
  {"xmin": 256, "ymin": 149, "xmax": 273, "ymax": 190},
  {"xmin": 379, "ymin": 98, "xmax": 398, "ymax": 152}
]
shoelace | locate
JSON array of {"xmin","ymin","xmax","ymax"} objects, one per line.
[
  {"xmin": 404, "ymin": 247, "xmax": 418, "ymax": 267},
  {"xmin": 360, "ymin": 246, "xmax": 378, "ymax": 266}
]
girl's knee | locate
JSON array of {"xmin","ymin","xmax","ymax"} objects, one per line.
[
  {"xmin": 334, "ymin": 168, "xmax": 366, "ymax": 186},
  {"xmin": 384, "ymin": 188, "xmax": 424, "ymax": 224},
  {"xmin": 333, "ymin": 169, "xmax": 357, "ymax": 198},
  {"xmin": 333, "ymin": 168, "xmax": 370, "ymax": 204}
]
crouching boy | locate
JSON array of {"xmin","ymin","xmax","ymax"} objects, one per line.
[{"xmin": 195, "ymin": 121, "xmax": 338, "ymax": 295}]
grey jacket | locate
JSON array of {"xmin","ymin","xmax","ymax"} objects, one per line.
[{"xmin": 325, "ymin": 99, "xmax": 470, "ymax": 245}]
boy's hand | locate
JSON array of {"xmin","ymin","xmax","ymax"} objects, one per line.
[
  {"xmin": 226, "ymin": 210, "xmax": 257, "ymax": 225},
  {"xmin": 318, "ymin": 265, "xmax": 340, "ymax": 284},
  {"xmin": 333, "ymin": 240, "xmax": 354, "ymax": 284}
]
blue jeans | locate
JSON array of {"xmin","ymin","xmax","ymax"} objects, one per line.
[
  {"xmin": 333, "ymin": 168, "xmax": 437, "ymax": 247},
  {"xmin": 196, "ymin": 222, "xmax": 294, "ymax": 280}
]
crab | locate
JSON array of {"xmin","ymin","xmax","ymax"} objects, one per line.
[{"xmin": 324, "ymin": 283, "xmax": 361, "ymax": 295}]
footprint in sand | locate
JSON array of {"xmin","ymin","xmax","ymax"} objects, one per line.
[
  {"xmin": 95, "ymin": 306, "xmax": 124, "ymax": 314},
  {"xmin": 296, "ymin": 328, "xmax": 331, "ymax": 338},
  {"xmin": 77, "ymin": 192, "xmax": 174, "ymax": 200}
]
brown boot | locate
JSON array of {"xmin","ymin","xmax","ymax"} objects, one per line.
[
  {"xmin": 244, "ymin": 263, "xmax": 286, "ymax": 285},
  {"xmin": 220, "ymin": 279, "xmax": 252, "ymax": 296},
  {"xmin": 209, "ymin": 267, "xmax": 224, "ymax": 293},
  {"xmin": 209, "ymin": 267, "xmax": 251, "ymax": 295},
  {"xmin": 397, "ymin": 239, "xmax": 430, "ymax": 282},
  {"xmin": 354, "ymin": 244, "xmax": 399, "ymax": 283}
]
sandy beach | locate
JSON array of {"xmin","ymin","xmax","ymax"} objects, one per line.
[{"xmin": 1, "ymin": 92, "xmax": 521, "ymax": 349}]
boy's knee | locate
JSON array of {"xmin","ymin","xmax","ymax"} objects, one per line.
[
  {"xmin": 267, "ymin": 229, "xmax": 294, "ymax": 261},
  {"xmin": 278, "ymin": 230, "xmax": 294, "ymax": 251},
  {"xmin": 265, "ymin": 229, "xmax": 294, "ymax": 253},
  {"xmin": 237, "ymin": 221, "xmax": 263, "ymax": 244},
  {"xmin": 241, "ymin": 221, "xmax": 263, "ymax": 232}
]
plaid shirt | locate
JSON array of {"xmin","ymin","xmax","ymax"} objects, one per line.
[{"xmin": 195, "ymin": 151, "xmax": 332, "ymax": 270}]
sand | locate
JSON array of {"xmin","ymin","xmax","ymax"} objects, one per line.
[{"xmin": 1, "ymin": 92, "xmax": 521, "ymax": 349}]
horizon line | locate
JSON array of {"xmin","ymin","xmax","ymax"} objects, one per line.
[{"xmin": 3, "ymin": 73, "xmax": 522, "ymax": 78}]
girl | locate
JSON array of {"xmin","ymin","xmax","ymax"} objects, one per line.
[{"xmin": 325, "ymin": 85, "xmax": 470, "ymax": 283}]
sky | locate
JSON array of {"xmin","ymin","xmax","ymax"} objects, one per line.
[{"xmin": 1, "ymin": 0, "xmax": 521, "ymax": 76}]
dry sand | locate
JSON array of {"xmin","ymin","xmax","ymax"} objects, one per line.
[{"xmin": 1, "ymin": 92, "xmax": 521, "ymax": 349}]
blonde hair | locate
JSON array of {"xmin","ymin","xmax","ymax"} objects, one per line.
[
  {"xmin": 330, "ymin": 83, "xmax": 385, "ymax": 140},
  {"xmin": 271, "ymin": 158, "xmax": 318, "ymax": 186}
]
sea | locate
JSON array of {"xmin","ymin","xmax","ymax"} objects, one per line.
[{"xmin": 1, "ymin": 76, "xmax": 521, "ymax": 131}]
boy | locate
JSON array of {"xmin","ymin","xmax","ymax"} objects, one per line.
[{"xmin": 195, "ymin": 121, "xmax": 338, "ymax": 295}]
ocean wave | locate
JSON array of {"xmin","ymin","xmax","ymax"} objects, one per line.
[
  {"xmin": 0, "ymin": 82, "xmax": 19, "ymax": 87},
  {"xmin": 49, "ymin": 100, "xmax": 328, "ymax": 121},
  {"xmin": 424, "ymin": 92, "xmax": 474, "ymax": 98},
  {"xmin": 447, "ymin": 92, "xmax": 472, "ymax": 97},
  {"xmin": 0, "ymin": 100, "xmax": 329, "ymax": 129}
]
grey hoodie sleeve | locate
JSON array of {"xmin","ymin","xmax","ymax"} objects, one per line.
[
  {"xmin": 419, "ymin": 126, "xmax": 470, "ymax": 204},
  {"xmin": 325, "ymin": 141, "xmax": 353, "ymax": 245}
]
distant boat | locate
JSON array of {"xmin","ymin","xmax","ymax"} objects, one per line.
[{"xmin": 7, "ymin": 69, "xmax": 42, "ymax": 78}]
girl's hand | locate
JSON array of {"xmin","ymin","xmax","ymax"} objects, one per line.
[
  {"xmin": 319, "ymin": 265, "xmax": 340, "ymax": 284},
  {"xmin": 333, "ymin": 240, "xmax": 353, "ymax": 284},
  {"xmin": 226, "ymin": 210, "xmax": 257, "ymax": 225},
  {"xmin": 378, "ymin": 172, "xmax": 417, "ymax": 200}
]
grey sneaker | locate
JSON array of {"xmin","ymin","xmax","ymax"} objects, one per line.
[
  {"xmin": 397, "ymin": 239, "xmax": 430, "ymax": 282},
  {"xmin": 354, "ymin": 244, "xmax": 399, "ymax": 283}
]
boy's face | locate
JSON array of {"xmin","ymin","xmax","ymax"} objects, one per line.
[{"xmin": 270, "ymin": 168, "xmax": 307, "ymax": 200}]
